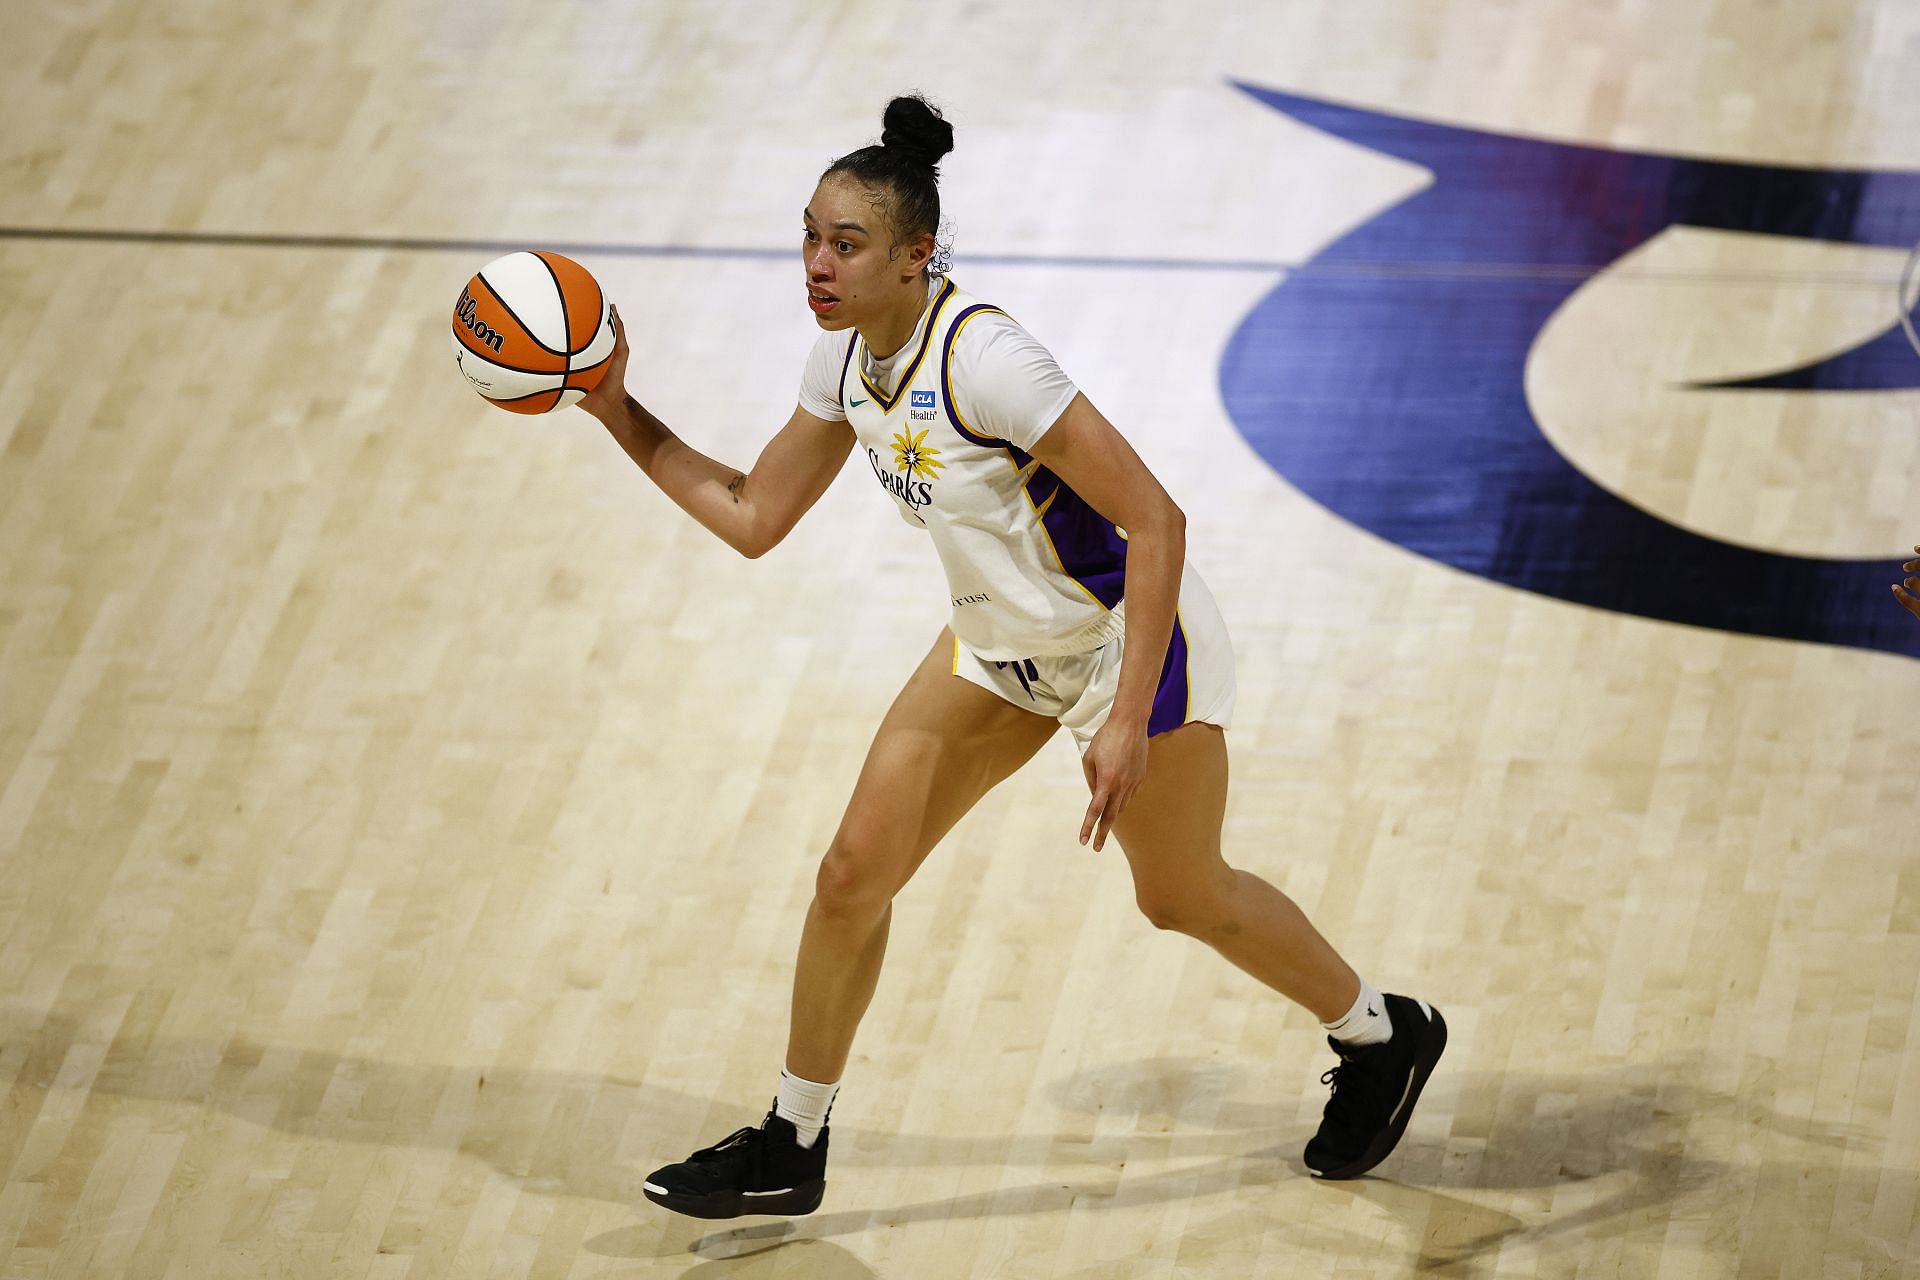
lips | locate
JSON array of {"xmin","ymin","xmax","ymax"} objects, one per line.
[{"xmin": 808, "ymin": 286, "xmax": 838, "ymax": 315}]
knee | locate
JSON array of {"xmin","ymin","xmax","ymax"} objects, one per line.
[
  {"xmin": 1134, "ymin": 885, "xmax": 1227, "ymax": 937},
  {"xmin": 1133, "ymin": 866, "xmax": 1237, "ymax": 937},
  {"xmin": 811, "ymin": 838, "xmax": 899, "ymax": 926}
]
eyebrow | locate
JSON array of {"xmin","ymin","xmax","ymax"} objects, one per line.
[{"xmin": 802, "ymin": 208, "xmax": 868, "ymax": 234}]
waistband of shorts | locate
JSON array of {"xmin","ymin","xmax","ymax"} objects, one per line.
[{"xmin": 965, "ymin": 608, "xmax": 1127, "ymax": 661}]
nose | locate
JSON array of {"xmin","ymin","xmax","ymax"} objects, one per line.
[{"xmin": 806, "ymin": 243, "xmax": 833, "ymax": 278}]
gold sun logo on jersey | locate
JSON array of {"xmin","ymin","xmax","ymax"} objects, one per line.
[{"xmin": 890, "ymin": 427, "xmax": 944, "ymax": 482}]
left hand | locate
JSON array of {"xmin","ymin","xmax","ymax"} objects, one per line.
[
  {"xmin": 1897, "ymin": 546, "xmax": 1920, "ymax": 620},
  {"xmin": 1080, "ymin": 718, "xmax": 1150, "ymax": 852},
  {"xmin": 577, "ymin": 304, "xmax": 631, "ymax": 425}
]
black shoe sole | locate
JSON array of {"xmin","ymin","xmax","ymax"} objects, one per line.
[
  {"xmin": 641, "ymin": 1178, "xmax": 825, "ymax": 1220},
  {"xmin": 1311, "ymin": 1006, "xmax": 1448, "ymax": 1181}
]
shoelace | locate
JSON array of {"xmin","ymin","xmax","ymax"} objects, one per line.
[
  {"xmin": 689, "ymin": 1126, "xmax": 759, "ymax": 1164},
  {"xmin": 1318, "ymin": 1052, "xmax": 1389, "ymax": 1134}
]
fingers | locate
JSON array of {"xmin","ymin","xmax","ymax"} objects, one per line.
[
  {"xmin": 1081, "ymin": 780, "xmax": 1141, "ymax": 852},
  {"xmin": 1079, "ymin": 746, "xmax": 1146, "ymax": 852},
  {"xmin": 1896, "ymin": 581, "xmax": 1920, "ymax": 620},
  {"xmin": 1080, "ymin": 793, "xmax": 1104, "ymax": 848},
  {"xmin": 1093, "ymin": 798, "xmax": 1118, "ymax": 852},
  {"xmin": 609, "ymin": 304, "xmax": 628, "ymax": 354},
  {"xmin": 1080, "ymin": 756, "xmax": 1102, "ymax": 848},
  {"xmin": 1893, "ymin": 548, "xmax": 1920, "ymax": 617}
]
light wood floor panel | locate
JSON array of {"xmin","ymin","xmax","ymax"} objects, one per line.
[{"xmin": 5, "ymin": 1, "xmax": 1920, "ymax": 1277}]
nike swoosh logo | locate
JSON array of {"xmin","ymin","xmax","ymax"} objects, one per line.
[{"xmin": 850, "ymin": 398, "xmax": 868, "ymax": 407}]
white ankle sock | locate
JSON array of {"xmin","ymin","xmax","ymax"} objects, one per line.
[
  {"xmin": 775, "ymin": 1069, "xmax": 839, "ymax": 1149},
  {"xmin": 1323, "ymin": 978, "xmax": 1393, "ymax": 1047}
]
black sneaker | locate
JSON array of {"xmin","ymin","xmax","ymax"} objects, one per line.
[
  {"xmin": 1304, "ymin": 994, "xmax": 1447, "ymax": 1180},
  {"xmin": 641, "ymin": 1104, "xmax": 828, "ymax": 1219}
]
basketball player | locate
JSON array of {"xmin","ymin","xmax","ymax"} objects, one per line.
[
  {"xmin": 1896, "ymin": 547, "xmax": 1920, "ymax": 619},
  {"xmin": 577, "ymin": 96, "xmax": 1447, "ymax": 1218}
]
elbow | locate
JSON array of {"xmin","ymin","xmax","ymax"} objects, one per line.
[
  {"xmin": 1150, "ymin": 501, "xmax": 1186, "ymax": 544},
  {"xmin": 1122, "ymin": 503, "xmax": 1184, "ymax": 552},
  {"xmin": 735, "ymin": 521, "xmax": 779, "ymax": 560}
]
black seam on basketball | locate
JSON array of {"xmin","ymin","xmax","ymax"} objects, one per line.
[
  {"xmin": 531, "ymin": 252, "xmax": 570, "ymax": 353},
  {"xmin": 568, "ymin": 329, "xmax": 609, "ymax": 372},
  {"xmin": 475, "ymin": 269, "xmax": 570, "ymax": 359},
  {"xmin": 569, "ymin": 252, "xmax": 605, "ymax": 359},
  {"xmin": 488, "ymin": 387, "xmax": 565, "ymax": 406},
  {"xmin": 565, "ymin": 356, "xmax": 613, "ymax": 388},
  {"xmin": 567, "ymin": 345, "xmax": 614, "ymax": 378},
  {"xmin": 453, "ymin": 323, "xmax": 566, "ymax": 374}
]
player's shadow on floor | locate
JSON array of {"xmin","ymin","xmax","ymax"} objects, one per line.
[
  {"xmin": 671, "ymin": 1053, "xmax": 1853, "ymax": 1277},
  {"xmin": 1, "ymin": 1010, "xmax": 1858, "ymax": 1275},
  {"xmin": 1036, "ymin": 1053, "xmax": 1853, "ymax": 1277}
]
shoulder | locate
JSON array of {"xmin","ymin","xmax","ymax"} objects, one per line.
[
  {"xmin": 800, "ymin": 327, "xmax": 858, "ymax": 386},
  {"xmin": 806, "ymin": 327, "xmax": 858, "ymax": 367},
  {"xmin": 940, "ymin": 287, "xmax": 1067, "ymax": 384},
  {"xmin": 943, "ymin": 297, "xmax": 1064, "ymax": 384},
  {"xmin": 798, "ymin": 328, "xmax": 857, "ymax": 420},
  {"xmin": 939, "ymin": 286, "xmax": 1026, "ymax": 351},
  {"xmin": 937, "ymin": 287, "xmax": 1076, "ymax": 449}
]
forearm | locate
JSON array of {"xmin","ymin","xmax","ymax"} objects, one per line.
[
  {"xmin": 598, "ymin": 393, "xmax": 760, "ymax": 556},
  {"xmin": 1109, "ymin": 511, "xmax": 1186, "ymax": 731}
]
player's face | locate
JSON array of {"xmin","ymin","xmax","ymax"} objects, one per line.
[{"xmin": 801, "ymin": 176, "xmax": 919, "ymax": 331}]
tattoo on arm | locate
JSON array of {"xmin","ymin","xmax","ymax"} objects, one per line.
[{"xmin": 727, "ymin": 473, "xmax": 746, "ymax": 503}]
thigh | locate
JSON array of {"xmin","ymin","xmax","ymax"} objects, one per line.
[
  {"xmin": 831, "ymin": 630, "xmax": 1060, "ymax": 892},
  {"xmin": 1109, "ymin": 721, "xmax": 1234, "ymax": 896}
]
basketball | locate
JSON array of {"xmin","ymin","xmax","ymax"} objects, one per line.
[{"xmin": 451, "ymin": 250, "xmax": 616, "ymax": 414}]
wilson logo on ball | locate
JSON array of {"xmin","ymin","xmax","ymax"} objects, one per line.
[{"xmin": 454, "ymin": 287, "xmax": 506, "ymax": 355}]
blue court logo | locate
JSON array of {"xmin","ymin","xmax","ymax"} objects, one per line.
[
  {"xmin": 1222, "ymin": 83, "xmax": 1920, "ymax": 660},
  {"xmin": 911, "ymin": 390, "xmax": 937, "ymax": 408}
]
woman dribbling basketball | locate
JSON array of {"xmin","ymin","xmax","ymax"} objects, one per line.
[{"xmin": 576, "ymin": 95, "xmax": 1445, "ymax": 1218}]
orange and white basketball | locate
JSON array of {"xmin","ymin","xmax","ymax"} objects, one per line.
[{"xmin": 451, "ymin": 251, "xmax": 615, "ymax": 413}]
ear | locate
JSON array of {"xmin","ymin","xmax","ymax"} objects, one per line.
[{"xmin": 899, "ymin": 230, "xmax": 935, "ymax": 279}]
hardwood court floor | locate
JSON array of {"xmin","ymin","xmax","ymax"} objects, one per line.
[{"xmin": 3, "ymin": 2, "xmax": 1919, "ymax": 1276}]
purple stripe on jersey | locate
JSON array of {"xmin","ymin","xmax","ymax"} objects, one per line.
[
  {"xmin": 1009, "ymin": 445, "xmax": 1129, "ymax": 609},
  {"xmin": 937, "ymin": 303, "xmax": 1129, "ymax": 609},
  {"xmin": 1147, "ymin": 614, "xmax": 1192, "ymax": 738},
  {"xmin": 836, "ymin": 333, "xmax": 857, "ymax": 413},
  {"xmin": 940, "ymin": 303, "xmax": 1012, "ymax": 447}
]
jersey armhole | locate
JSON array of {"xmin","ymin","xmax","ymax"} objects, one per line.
[{"xmin": 940, "ymin": 304, "xmax": 1013, "ymax": 448}]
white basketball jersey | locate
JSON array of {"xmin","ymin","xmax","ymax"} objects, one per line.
[{"xmin": 799, "ymin": 277, "xmax": 1129, "ymax": 661}]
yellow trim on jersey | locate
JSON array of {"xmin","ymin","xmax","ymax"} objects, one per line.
[
  {"xmin": 951, "ymin": 636, "xmax": 961, "ymax": 675},
  {"xmin": 1178, "ymin": 609, "xmax": 1192, "ymax": 726},
  {"xmin": 941, "ymin": 304, "xmax": 1011, "ymax": 446},
  {"xmin": 856, "ymin": 278, "xmax": 956, "ymax": 413},
  {"xmin": 1014, "ymin": 473, "xmax": 1110, "ymax": 613}
]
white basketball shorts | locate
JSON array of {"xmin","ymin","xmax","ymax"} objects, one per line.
[{"xmin": 951, "ymin": 567, "xmax": 1236, "ymax": 752}]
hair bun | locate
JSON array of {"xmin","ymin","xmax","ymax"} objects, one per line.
[{"xmin": 879, "ymin": 95, "xmax": 954, "ymax": 168}]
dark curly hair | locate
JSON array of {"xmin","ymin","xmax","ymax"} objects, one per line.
[{"xmin": 822, "ymin": 95, "xmax": 954, "ymax": 270}]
